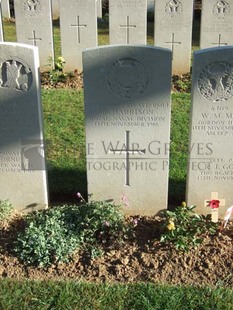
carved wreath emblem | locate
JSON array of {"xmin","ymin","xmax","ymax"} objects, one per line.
[
  {"xmin": 0, "ymin": 59, "xmax": 32, "ymax": 91},
  {"xmin": 213, "ymin": 1, "xmax": 230, "ymax": 17},
  {"xmin": 24, "ymin": 0, "xmax": 41, "ymax": 15},
  {"xmin": 165, "ymin": 0, "xmax": 183, "ymax": 17},
  {"xmin": 198, "ymin": 62, "xmax": 233, "ymax": 101},
  {"xmin": 107, "ymin": 58, "xmax": 148, "ymax": 99}
]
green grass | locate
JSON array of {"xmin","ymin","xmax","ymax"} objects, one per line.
[
  {"xmin": 2, "ymin": 19, "xmax": 16, "ymax": 42},
  {"xmin": 169, "ymin": 93, "xmax": 191, "ymax": 204},
  {"xmin": 0, "ymin": 280, "xmax": 232, "ymax": 310},
  {"xmin": 42, "ymin": 89, "xmax": 86, "ymax": 197}
]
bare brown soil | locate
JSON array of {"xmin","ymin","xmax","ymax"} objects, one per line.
[{"xmin": 0, "ymin": 214, "xmax": 232, "ymax": 287}]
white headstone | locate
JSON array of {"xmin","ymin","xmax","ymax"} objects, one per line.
[
  {"xmin": 1, "ymin": 0, "xmax": 10, "ymax": 18},
  {"xmin": 154, "ymin": 0, "xmax": 194, "ymax": 75},
  {"xmin": 14, "ymin": 0, "xmax": 54, "ymax": 71},
  {"xmin": 147, "ymin": 0, "xmax": 154, "ymax": 12},
  {"xmin": 60, "ymin": 0, "xmax": 97, "ymax": 72},
  {"xmin": 0, "ymin": 2, "xmax": 3, "ymax": 42},
  {"xmin": 52, "ymin": 0, "xmax": 60, "ymax": 19},
  {"xmin": 83, "ymin": 45, "xmax": 172, "ymax": 215},
  {"xmin": 97, "ymin": 0, "xmax": 102, "ymax": 18},
  {"xmin": 200, "ymin": 0, "xmax": 233, "ymax": 49},
  {"xmin": 186, "ymin": 47, "xmax": 233, "ymax": 218},
  {"xmin": 0, "ymin": 42, "xmax": 48, "ymax": 212},
  {"xmin": 109, "ymin": 0, "xmax": 147, "ymax": 45}
]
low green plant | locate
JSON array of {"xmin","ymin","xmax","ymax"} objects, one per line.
[
  {"xmin": 172, "ymin": 74, "xmax": 192, "ymax": 93},
  {"xmin": 160, "ymin": 202, "xmax": 218, "ymax": 251},
  {"xmin": 14, "ymin": 201, "xmax": 132, "ymax": 267},
  {"xmin": 47, "ymin": 55, "xmax": 67, "ymax": 85},
  {"xmin": 0, "ymin": 200, "xmax": 13, "ymax": 223},
  {"xmin": 66, "ymin": 199, "xmax": 132, "ymax": 249},
  {"xmin": 14, "ymin": 208, "xmax": 80, "ymax": 267}
]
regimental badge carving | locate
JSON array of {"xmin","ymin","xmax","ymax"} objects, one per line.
[
  {"xmin": 165, "ymin": 0, "xmax": 183, "ymax": 17},
  {"xmin": 107, "ymin": 58, "xmax": 148, "ymax": 99},
  {"xmin": 213, "ymin": 1, "xmax": 230, "ymax": 17},
  {"xmin": 24, "ymin": 0, "xmax": 41, "ymax": 14},
  {"xmin": 0, "ymin": 59, "xmax": 32, "ymax": 91},
  {"xmin": 198, "ymin": 62, "xmax": 233, "ymax": 101}
]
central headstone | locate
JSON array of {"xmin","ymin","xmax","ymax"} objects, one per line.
[
  {"xmin": 60, "ymin": 0, "xmax": 97, "ymax": 72},
  {"xmin": 200, "ymin": 0, "xmax": 233, "ymax": 49},
  {"xmin": 186, "ymin": 47, "xmax": 233, "ymax": 218},
  {"xmin": 83, "ymin": 45, "xmax": 172, "ymax": 215},
  {"xmin": 14, "ymin": 0, "xmax": 54, "ymax": 71},
  {"xmin": 0, "ymin": 42, "xmax": 48, "ymax": 212},
  {"xmin": 154, "ymin": 0, "xmax": 194, "ymax": 75},
  {"xmin": 109, "ymin": 0, "xmax": 147, "ymax": 45}
]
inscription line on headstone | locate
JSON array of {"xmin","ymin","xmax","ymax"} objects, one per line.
[
  {"xmin": 119, "ymin": 16, "xmax": 136, "ymax": 44},
  {"xmin": 165, "ymin": 33, "xmax": 181, "ymax": 60},
  {"xmin": 27, "ymin": 30, "xmax": 42, "ymax": 46},
  {"xmin": 70, "ymin": 15, "xmax": 87, "ymax": 44},
  {"xmin": 109, "ymin": 130, "xmax": 146, "ymax": 186},
  {"xmin": 211, "ymin": 34, "xmax": 228, "ymax": 47}
]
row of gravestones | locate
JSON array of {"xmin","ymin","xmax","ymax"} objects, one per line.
[
  {"xmin": 0, "ymin": 0, "xmax": 151, "ymax": 19},
  {"xmin": 1, "ymin": 0, "xmax": 233, "ymax": 74},
  {"xmin": 0, "ymin": 0, "xmax": 60, "ymax": 19},
  {"xmin": 0, "ymin": 42, "xmax": 232, "ymax": 221}
]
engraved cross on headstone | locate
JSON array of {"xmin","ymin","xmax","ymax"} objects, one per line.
[
  {"xmin": 119, "ymin": 16, "xmax": 136, "ymax": 44},
  {"xmin": 109, "ymin": 131, "xmax": 146, "ymax": 186},
  {"xmin": 204, "ymin": 192, "xmax": 226, "ymax": 223},
  {"xmin": 211, "ymin": 34, "xmax": 228, "ymax": 47},
  {"xmin": 27, "ymin": 30, "xmax": 42, "ymax": 46},
  {"xmin": 70, "ymin": 16, "xmax": 87, "ymax": 44},
  {"xmin": 165, "ymin": 33, "xmax": 181, "ymax": 60}
]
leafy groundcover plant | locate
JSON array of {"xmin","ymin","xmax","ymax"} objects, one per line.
[
  {"xmin": 0, "ymin": 200, "xmax": 13, "ymax": 223},
  {"xmin": 160, "ymin": 202, "xmax": 218, "ymax": 251},
  {"xmin": 14, "ymin": 201, "xmax": 132, "ymax": 267}
]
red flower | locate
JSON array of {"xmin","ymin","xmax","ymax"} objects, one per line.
[{"xmin": 208, "ymin": 199, "xmax": 220, "ymax": 209}]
